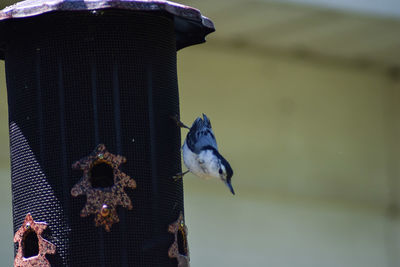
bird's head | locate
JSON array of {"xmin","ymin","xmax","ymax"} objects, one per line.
[
  {"xmin": 218, "ymin": 155, "xmax": 234, "ymax": 195},
  {"xmin": 200, "ymin": 145, "xmax": 235, "ymax": 195}
]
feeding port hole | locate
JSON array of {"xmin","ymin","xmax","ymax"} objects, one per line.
[
  {"xmin": 89, "ymin": 160, "xmax": 115, "ymax": 188},
  {"xmin": 22, "ymin": 229, "xmax": 39, "ymax": 258}
]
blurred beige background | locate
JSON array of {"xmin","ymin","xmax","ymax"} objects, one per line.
[{"xmin": 0, "ymin": 0, "xmax": 399, "ymax": 266}]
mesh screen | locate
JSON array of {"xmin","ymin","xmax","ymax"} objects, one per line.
[{"xmin": 5, "ymin": 11, "xmax": 183, "ymax": 266}]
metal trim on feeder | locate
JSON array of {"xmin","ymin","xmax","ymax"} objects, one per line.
[
  {"xmin": 71, "ymin": 144, "xmax": 137, "ymax": 232},
  {"xmin": 0, "ymin": 0, "xmax": 215, "ymax": 54},
  {"xmin": 14, "ymin": 213, "xmax": 56, "ymax": 267},
  {"xmin": 168, "ymin": 212, "xmax": 190, "ymax": 267}
]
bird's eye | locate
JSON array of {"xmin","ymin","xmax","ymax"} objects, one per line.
[{"xmin": 218, "ymin": 169, "xmax": 223, "ymax": 174}]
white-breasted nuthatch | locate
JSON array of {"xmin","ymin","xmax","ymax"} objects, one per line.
[{"xmin": 172, "ymin": 114, "xmax": 235, "ymax": 195}]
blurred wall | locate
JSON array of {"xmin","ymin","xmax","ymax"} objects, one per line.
[
  {"xmin": 178, "ymin": 43, "xmax": 399, "ymax": 267},
  {"xmin": 179, "ymin": 42, "xmax": 399, "ymax": 207}
]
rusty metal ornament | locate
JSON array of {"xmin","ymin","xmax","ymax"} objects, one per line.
[
  {"xmin": 14, "ymin": 213, "xmax": 56, "ymax": 267},
  {"xmin": 71, "ymin": 144, "xmax": 136, "ymax": 231},
  {"xmin": 168, "ymin": 212, "xmax": 190, "ymax": 267}
]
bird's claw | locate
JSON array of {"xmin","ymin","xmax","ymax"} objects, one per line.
[
  {"xmin": 173, "ymin": 173, "xmax": 184, "ymax": 181},
  {"xmin": 173, "ymin": 170, "xmax": 189, "ymax": 181},
  {"xmin": 170, "ymin": 114, "xmax": 190, "ymax": 129}
]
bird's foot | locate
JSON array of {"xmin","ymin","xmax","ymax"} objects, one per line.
[
  {"xmin": 170, "ymin": 114, "xmax": 190, "ymax": 129},
  {"xmin": 173, "ymin": 170, "xmax": 190, "ymax": 181},
  {"xmin": 173, "ymin": 174, "xmax": 183, "ymax": 181}
]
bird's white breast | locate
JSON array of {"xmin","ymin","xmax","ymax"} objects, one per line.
[{"xmin": 182, "ymin": 142, "xmax": 220, "ymax": 180}]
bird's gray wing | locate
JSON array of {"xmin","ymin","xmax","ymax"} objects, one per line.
[{"xmin": 186, "ymin": 114, "xmax": 218, "ymax": 153}]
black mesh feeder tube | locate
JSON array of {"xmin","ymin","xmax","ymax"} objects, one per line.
[{"xmin": 0, "ymin": 1, "xmax": 214, "ymax": 266}]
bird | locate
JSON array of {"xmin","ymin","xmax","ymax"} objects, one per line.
[{"xmin": 172, "ymin": 114, "xmax": 235, "ymax": 195}]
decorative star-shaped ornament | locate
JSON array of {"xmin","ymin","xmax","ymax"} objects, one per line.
[
  {"xmin": 14, "ymin": 213, "xmax": 56, "ymax": 267},
  {"xmin": 168, "ymin": 212, "xmax": 190, "ymax": 267},
  {"xmin": 71, "ymin": 144, "xmax": 136, "ymax": 231}
]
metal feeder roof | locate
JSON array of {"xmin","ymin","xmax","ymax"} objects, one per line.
[{"xmin": 0, "ymin": 0, "xmax": 215, "ymax": 52}]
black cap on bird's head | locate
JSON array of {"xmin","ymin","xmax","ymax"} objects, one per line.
[
  {"xmin": 220, "ymin": 156, "xmax": 235, "ymax": 195},
  {"xmin": 200, "ymin": 144, "xmax": 235, "ymax": 195}
]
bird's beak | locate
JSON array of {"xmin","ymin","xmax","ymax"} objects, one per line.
[{"xmin": 226, "ymin": 180, "xmax": 235, "ymax": 195}]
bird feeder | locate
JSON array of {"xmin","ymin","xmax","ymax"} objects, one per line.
[{"xmin": 0, "ymin": 0, "xmax": 214, "ymax": 266}]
